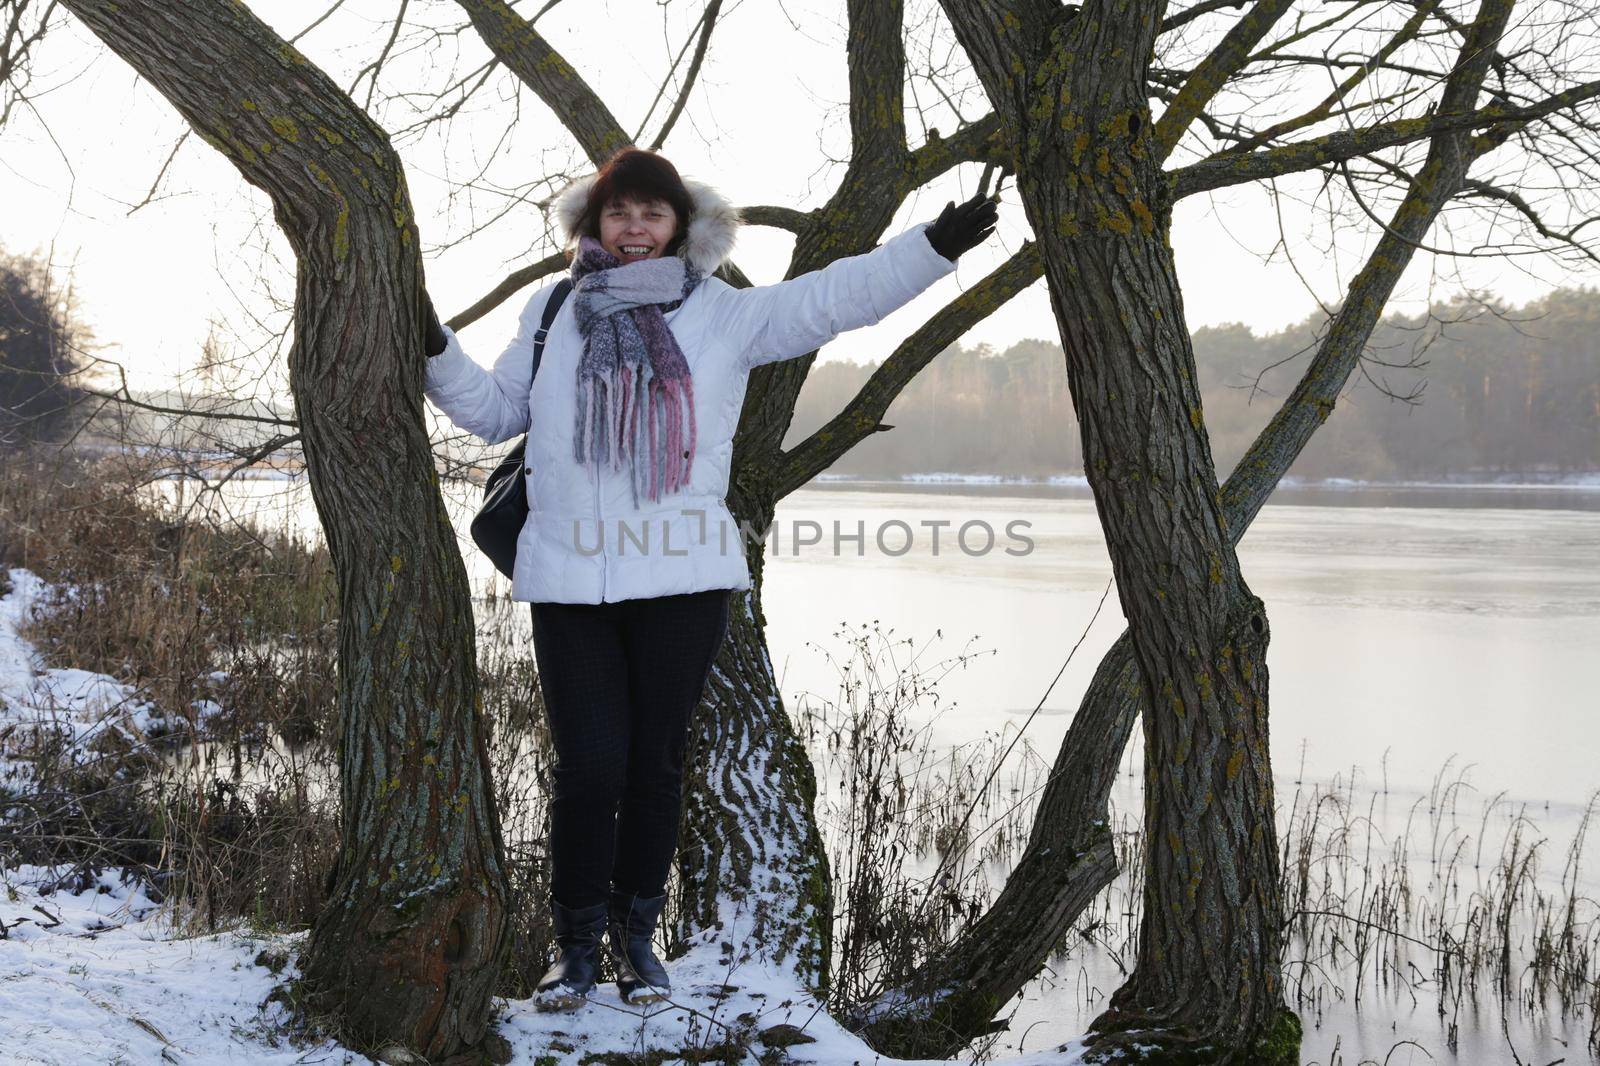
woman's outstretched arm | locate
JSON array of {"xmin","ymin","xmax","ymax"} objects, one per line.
[
  {"xmin": 719, "ymin": 223, "xmax": 954, "ymax": 371},
  {"xmin": 721, "ymin": 193, "xmax": 998, "ymax": 370}
]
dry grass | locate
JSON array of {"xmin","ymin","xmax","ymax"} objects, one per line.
[
  {"xmin": 0, "ymin": 449, "xmax": 340, "ymax": 929},
  {"xmin": 791, "ymin": 621, "xmax": 1049, "ymax": 1011},
  {"xmin": 1276, "ymin": 761, "xmax": 1600, "ymax": 1056},
  {"xmin": 0, "ymin": 449, "xmax": 565, "ymax": 985},
  {"xmin": 0, "ymin": 449, "xmax": 339, "ymax": 748},
  {"xmin": 786, "ymin": 625, "xmax": 1597, "ymax": 1058}
]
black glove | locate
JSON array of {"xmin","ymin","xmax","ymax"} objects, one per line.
[
  {"xmin": 923, "ymin": 191, "xmax": 999, "ymax": 262},
  {"xmin": 423, "ymin": 292, "xmax": 448, "ymax": 358}
]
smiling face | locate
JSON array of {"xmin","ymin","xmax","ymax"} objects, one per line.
[{"xmin": 598, "ymin": 196, "xmax": 680, "ymax": 265}]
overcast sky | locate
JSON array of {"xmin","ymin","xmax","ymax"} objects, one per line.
[{"xmin": 2, "ymin": 0, "xmax": 1595, "ymax": 392}]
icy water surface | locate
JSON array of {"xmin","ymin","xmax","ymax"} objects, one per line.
[{"xmin": 764, "ymin": 482, "xmax": 1599, "ymax": 806}]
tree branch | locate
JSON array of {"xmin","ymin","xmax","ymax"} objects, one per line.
[
  {"xmin": 1152, "ymin": 0, "xmax": 1296, "ymax": 161},
  {"xmin": 647, "ymin": 0, "xmax": 723, "ymax": 149},
  {"xmin": 1161, "ymin": 0, "xmax": 1250, "ymax": 34},
  {"xmin": 443, "ymin": 250, "xmax": 568, "ymax": 332},
  {"xmin": 1222, "ymin": 0, "xmax": 1443, "ymax": 156},
  {"xmin": 905, "ymin": 112, "xmax": 1005, "ymax": 190},
  {"xmin": 454, "ymin": 0, "xmax": 630, "ymax": 166},
  {"xmin": 738, "ymin": 204, "xmax": 813, "ymax": 233},
  {"xmin": 1172, "ymin": 77, "xmax": 1600, "ymax": 198},
  {"xmin": 1460, "ymin": 176, "xmax": 1600, "ymax": 266},
  {"xmin": 848, "ymin": 0, "xmax": 909, "ymax": 164}
]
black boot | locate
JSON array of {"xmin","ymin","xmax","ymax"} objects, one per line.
[
  {"xmin": 535, "ymin": 898, "xmax": 608, "ymax": 1011},
  {"xmin": 607, "ymin": 888, "xmax": 672, "ymax": 1005}
]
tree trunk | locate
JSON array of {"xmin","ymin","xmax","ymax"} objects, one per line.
[
  {"xmin": 57, "ymin": 4, "xmax": 510, "ymax": 1059},
  {"xmin": 675, "ymin": 169, "xmax": 931, "ymax": 989},
  {"xmin": 677, "ymin": 497, "xmax": 832, "ymax": 987},
  {"xmin": 937, "ymin": 1, "xmax": 1291, "ymax": 1058}
]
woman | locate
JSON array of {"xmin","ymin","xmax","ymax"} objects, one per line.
[{"xmin": 423, "ymin": 147, "xmax": 996, "ymax": 1011}]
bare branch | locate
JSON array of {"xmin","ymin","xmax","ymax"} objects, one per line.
[
  {"xmin": 124, "ymin": 130, "xmax": 190, "ymax": 215},
  {"xmin": 78, "ymin": 382, "xmax": 297, "ymax": 429},
  {"xmin": 905, "ymin": 111, "xmax": 1004, "ymax": 189},
  {"xmin": 847, "ymin": 0, "xmax": 909, "ymax": 163},
  {"xmin": 1152, "ymin": 0, "xmax": 1297, "ymax": 161},
  {"xmin": 443, "ymin": 250, "xmax": 567, "ymax": 332},
  {"xmin": 455, "ymin": 0, "xmax": 630, "ymax": 166},
  {"xmin": 1224, "ymin": 1, "xmax": 1443, "ymax": 156},
  {"xmin": 738, "ymin": 204, "xmax": 813, "ymax": 232},
  {"xmin": 1460, "ymin": 176, "xmax": 1600, "ymax": 265},
  {"xmin": 644, "ymin": 0, "xmax": 724, "ymax": 150},
  {"xmin": 1172, "ymin": 77, "xmax": 1600, "ymax": 199},
  {"xmin": 1161, "ymin": 0, "xmax": 1250, "ymax": 34},
  {"xmin": 0, "ymin": 0, "xmax": 60, "ymax": 126},
  {"xmin": 287, "ymin": 0, "xmax": 349, "ymax": 45},
  {"xmin": 349, "ymin": 0, "xmax": 410, "ymax": 111},
  {"xmin": 1221, "ymin": 0, "xmax": 1516, "ymax": 529}
]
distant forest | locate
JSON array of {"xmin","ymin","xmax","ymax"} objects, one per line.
[{"xmin": 785, "ymin": 287, "xmax": 1600, "ymax": 483}]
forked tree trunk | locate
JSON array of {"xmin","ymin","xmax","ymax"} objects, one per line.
[
  {"xmin": 939, "ymin": 1, "xmax": 1292, "ymax": 1058},
  {"xmin": 58, "ymin": 3, "xmax": 510, "ymax": 1060},
  {"xmin": 674, "ymin": 180, "xmax": 921, "ymax": 989}
]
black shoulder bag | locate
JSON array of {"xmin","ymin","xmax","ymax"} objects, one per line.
[{"xmin": 469, "ymin": 278, "xmax": 573, "ymax": 579}]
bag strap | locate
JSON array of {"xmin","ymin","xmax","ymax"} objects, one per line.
[{"xmin": 531, "ymin": 278, "xmax": 572, "ymax": 379}]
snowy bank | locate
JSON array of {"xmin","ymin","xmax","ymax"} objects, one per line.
[
  {"xmin": 0, "ymin": 569, "xmax": 1086, "ymax": 1065},
  {"xmin": 0, "ymin": 865, "xmax": 348, "ymax": 1065},
  {"xmin": 0, "ymin": 569, "xmax": 167, "ymax": 793},
  {"xmin": 1, "ymin": 858, "xmax": 1086, "ymax": 1065}
]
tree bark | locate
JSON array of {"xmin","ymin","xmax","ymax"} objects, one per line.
[
  {"xmin": 57, "ymin": 3, "xmax": 509, "ymax": 1060},
  {"xmin": 860, "ymin": 91, "xmax": 1504, "ymax": 1047},
  {"xmin": 938, "ymin": 0, "xmax": 1291, "ymax": 1058},
  {"xmin": 676, "ymin": 534, "xmax": 833, "ymax": 986}
]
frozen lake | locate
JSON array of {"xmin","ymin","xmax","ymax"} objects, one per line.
[{"xmin": 765, "ymin": 481, "xmax": 1600, "ymax": 808}]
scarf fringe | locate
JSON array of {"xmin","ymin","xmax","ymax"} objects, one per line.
[{"xmin": 575, "ymin": 362, "xmax": 696, "ymax": 506}]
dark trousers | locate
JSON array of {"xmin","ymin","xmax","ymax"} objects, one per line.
[{"xmin": 529, "ymin": 587, "xmax": 732, "ymax": 909}]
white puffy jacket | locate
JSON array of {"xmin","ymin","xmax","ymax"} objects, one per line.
[{"xmin": 425, "ymin": 177, "xmax": 957, "ymax": 604}]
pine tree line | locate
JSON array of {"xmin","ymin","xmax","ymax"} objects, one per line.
[{"xmin": 787, "ymin": 287, "xmax": 1600, "ymax": 482}]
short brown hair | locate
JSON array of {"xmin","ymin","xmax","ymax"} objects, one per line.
[{"xmin": 576, "ymin": 147, "xmax": 694, "ymax": 256}]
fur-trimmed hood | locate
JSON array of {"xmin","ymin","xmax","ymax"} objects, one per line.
[{"xmin": 550, "ymin": 171, "xmax": 741, "ymax": 277}]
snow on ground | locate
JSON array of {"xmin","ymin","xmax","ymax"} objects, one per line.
[
  {"xmin": 1, "ymin": 859, "xmax": 1085, "ymax": 1065},
  {"xmin": 0, "ymin": 865, "xmax": 350, "ymax": 1065},
  {"xmin": 1, "ymin": 568, "xmax": 1087, "ymax": 1064},
  {"xmin": 0, "ymin": 569, "xmax": 165, "ymax": 793}
]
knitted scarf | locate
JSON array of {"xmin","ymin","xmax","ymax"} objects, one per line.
[{"xmin": 570, "ymin": 235, "xmax": 704, "ymax": 507}]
